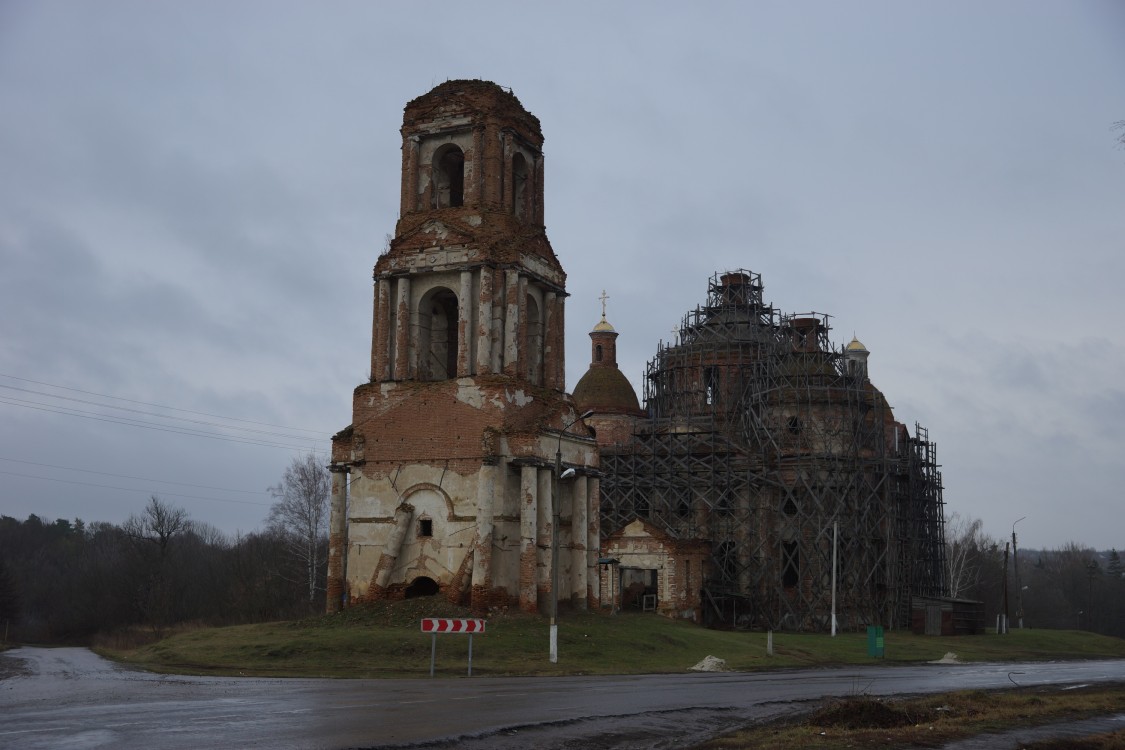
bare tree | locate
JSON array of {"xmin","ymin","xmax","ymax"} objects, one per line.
[
  {"xmin": 122, "ymin": 496, "xmax": 192, "ymax": 631},
  {"xmin": 267, "ymin": 454, "xmax": 330, "ymax": 607},
  {"xmin": 124, "ymin": 495, "xmax": 190, "ymax": 555},
  {"xmin": 0, "ymin": 557, "xmax": 19, "ymax": 639},
  {"xmin": 946, "ymin": 512, "xmax": 988, "ymax": 599}
]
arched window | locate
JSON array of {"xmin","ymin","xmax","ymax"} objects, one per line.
[
  {"xmin": 715, "ymin": 486, "xmax": 734, "ymax": 516},
  {"xmin": 633, "ymin": 494, "xmax": 650, "ymax": 517},
  {"xmin": 716, "ymin": 540, "xmax": 738, "ymax": 586},
  {"xmin": 432, "ymin": 145, "xmax": 464, "ymax": 208},
  {"xmin": 511, "ymin": 152, "xmax": 529, "ymax": 218},
  {"xmin": 595, "ymin": 344, "xmax": 603, "ymax": 362},
  {"xmin": 782, "ymin": 540, "xmax": 800, "ymax": 588},
  {"xmin": 417, "ymin": 287, "xmax": 459, "ymax": 380}
]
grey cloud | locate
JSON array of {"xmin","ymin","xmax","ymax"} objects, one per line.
[{"xmin": 2, "ymin": 2, "xmax": 1123, "ymax": 553}]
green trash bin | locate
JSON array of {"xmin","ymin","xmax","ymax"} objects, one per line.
[{"xmin": 867, "ymin": 625, "xmax": 885, "ymax": 658}]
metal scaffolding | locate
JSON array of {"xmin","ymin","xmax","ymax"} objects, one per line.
[{"xmin": 600, "ymin": 270, "xmax": 946, "ymax": 630}]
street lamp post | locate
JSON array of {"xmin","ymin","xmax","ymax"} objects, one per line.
[
  {"xmin": 1086, "ymin": 560, "xmax": 1099, "ymax": 632},
  {"xmin": 1012, "ymin": 517, "xmax": 1026, "ymax": 629},
  {"xmin": 550, "ymin": 409, "xmax": 593, "ymax": 664}
]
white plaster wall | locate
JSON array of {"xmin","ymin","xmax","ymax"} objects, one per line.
[
  {"xmin": 345, "ymin": 465, "xmax": 478, "ymax": 598},
  {"xmin": 396, "ymin": 485, "xmax": 474, "ymax": 585}
]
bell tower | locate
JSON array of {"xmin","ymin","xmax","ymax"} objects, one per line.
[
  {"xmin": 328, "ymin": 81, "xmax": 597, "ymax": 617},
  {"xmin": 369, "ymin": 80, "xmax": 565, "ymax": 388}
]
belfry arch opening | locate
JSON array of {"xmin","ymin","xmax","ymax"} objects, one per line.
[
  {"xmin": 432, "ymin": 144, "xmax": 464, "ymax": 208},
  {"xmin": 417, "ymin": 287, "xmax": 459, "ymax": 381}
]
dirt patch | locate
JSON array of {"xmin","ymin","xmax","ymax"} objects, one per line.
[
  {"xmin": 1023, "ymin": 730, "xmax": 1125, "ymax": 750},
  {"xmin": 0, "ymin": 651, "xmax": 31, "ymax": 680},
  {"xmin": 808, "ymin": 695, "xmax": 920, "ymax": 730}
]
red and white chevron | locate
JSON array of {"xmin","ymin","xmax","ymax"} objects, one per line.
[{"xmin": 420, "ymin": 618, "xmax": 486, "ymax": 633}]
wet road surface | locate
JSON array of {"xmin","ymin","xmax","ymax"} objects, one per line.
[{"xmin": 2, "ymin": 647, "xmax": 1124, "ymax": 749}]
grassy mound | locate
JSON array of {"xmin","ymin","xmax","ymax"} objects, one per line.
[{"xmin": 99, "ymin": 597, "xmax": 1125, "ymax": 679}]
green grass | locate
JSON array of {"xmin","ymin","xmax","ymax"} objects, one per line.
[{"xmin": 100, "ymin": 599, "xmax": 1125, "ymax": 679}]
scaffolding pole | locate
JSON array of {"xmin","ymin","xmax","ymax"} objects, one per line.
[{"xmin": 599, "ymin": 270, "xmax": 947, "ymax": 631}]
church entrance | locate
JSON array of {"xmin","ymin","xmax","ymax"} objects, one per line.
[
  {"xmin": 405, "ymin": 576, "xmax": 439, "ymax": 599},
  {"xmin": 620, "ymin": 568, "xmax": 658, "ymax": 612}
]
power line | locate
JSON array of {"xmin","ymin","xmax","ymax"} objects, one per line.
[
  {"xmin": 0, "ymin": 373, "xmax": 337, "ymax": 517},
  {"xmin": 0, "ymin": 469, "xmax": 271, "ymax": 508},
  {"xmin": 0, "ymin": 383, "xmax": 326, "ymax": 442},
  {"xmin": 0, "ymin": 372, "xmax": 332, "ymax": 436},
  {"xmin": 0, "ymin": 396, "xmax": 330, "ymax": 454},
  {"xmin": 0, "ymin": 456, "xmax": 268, "ymax": 496}
]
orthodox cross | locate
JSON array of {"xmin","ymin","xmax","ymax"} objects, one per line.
[{"xmin": 599, "ymin": 289, "xmax": 610, "ymax": 319}]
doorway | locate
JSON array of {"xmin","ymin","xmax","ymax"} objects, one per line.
[{"xmin": 620, "ymin": 568, "xmax": 658, "ymax": 611}]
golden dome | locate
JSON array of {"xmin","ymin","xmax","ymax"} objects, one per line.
[
  {"xmin": 846, "ymin": 336, "xmax": 868, "ymax": 352},
  {"xmin": 592, "ymin": 316, "xmax": 616, "ymax": 333}
]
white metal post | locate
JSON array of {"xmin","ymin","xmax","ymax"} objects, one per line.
[{"xmin": 831, "ymin": 520, "xmax": 838, "ymax": 637}]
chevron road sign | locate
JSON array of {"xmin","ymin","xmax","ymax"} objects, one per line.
[
  {"xmin": 421, "ymin": 619, "xmax": 486, "ymax": 676},
  {"xmin": 420, "ymin": 618, "xmax": 486, "ymax": 633}
]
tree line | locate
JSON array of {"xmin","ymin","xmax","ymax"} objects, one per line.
[
  {"xmin": 945, "ymin": 512, "xmax": 1125, "ymax": 637},
  {"xmin": 0, "ymin": 454, "xmax": 328, "ymax": 644},
  {"xmin": 2, "ymin": 466, "xmax": 1123, "ymax": 642}
]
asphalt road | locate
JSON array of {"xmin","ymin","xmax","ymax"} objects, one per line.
[{"xmin": 2, "ymin": 647, "xmax": 1124, "ymax": 749}]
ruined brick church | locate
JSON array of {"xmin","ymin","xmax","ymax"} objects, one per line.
[
  {"xmin": 326, "ymin": 80, "xmax": 599, "ymax": 618},
  {"xmin": 327, "ymin": 80, "xmax": 947, "ymax": 631}
]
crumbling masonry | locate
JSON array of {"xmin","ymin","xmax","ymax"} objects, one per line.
[
  {"xmin": 327, "ymin": 81, "xmax": 598, "ymax": 616},
  {"xmin": 328, "ymin": 81, "xmax": 947, "ymax": 631},
  {"xmin": 578, "ymin": 271, "xmax": 947, "ymax": 630}
]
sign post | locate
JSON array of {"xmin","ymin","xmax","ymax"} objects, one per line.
[{"xmin": 420, "ymin": 618, "xmax": 486, "ymax": 677}]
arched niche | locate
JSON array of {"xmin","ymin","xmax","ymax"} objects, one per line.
[{"xmin": 400, "ymin": 482, "xmax": 457, "ymax": 520}]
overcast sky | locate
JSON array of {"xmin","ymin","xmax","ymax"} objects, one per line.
[{"xmin": 2, "ymin": 1, "xmax": 1123, "ymax": 551}]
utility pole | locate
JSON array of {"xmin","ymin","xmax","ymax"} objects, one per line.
[
  {"xmin": 1001, "ymin": 541, "xmax": 1010, "ymax": 634},
  {"xmin": 550, "ymin": 410, "xmax": 593, "ymax": 663},
  {"xmin": 830, "ymin": 520, "xmax": 838, "ymax": 637},
  {"xmin": 1086, "ymin": 559, "xmax": 1099, "ymax": 633},
  {"xmin": 1012, "ymin": 517, "xmax": 1025, "ymax": 629}
]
